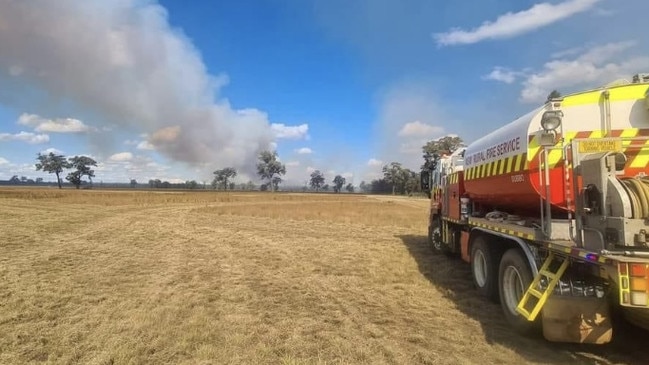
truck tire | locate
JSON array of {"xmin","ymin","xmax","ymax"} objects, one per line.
[
  {"xmin": 471, "ymin": 237, "xmax": 499, "ymax": 303},
  {"xmin": 498, "ymin": 248, "xmax": 537, "ymax": 334},
  {"xmin": 428, "ymin": 216, "xmax": 446, "ymax": 254}
]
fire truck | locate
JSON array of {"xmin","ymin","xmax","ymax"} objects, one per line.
[{"xmin": 421, "ymin": 74, "xmax": 649, "ymax": 344}]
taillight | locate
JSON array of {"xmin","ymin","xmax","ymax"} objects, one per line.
[
  {"xmin": 620, "ymin": 263, "xmax": 649, "ymax": 307},
  {"xmin": 630, "ymin": 264, "xmax": 647, "ymax": 277},
  {"xmin": 631, "ymin": 292, "xmax": 648, "ymax": 306},
  {"xmin": 631, "ymin": 278, "xmax": 647, "ymax": 291}
]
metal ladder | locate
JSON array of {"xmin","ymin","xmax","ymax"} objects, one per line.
[{"xmin": 516, "ymin": 252, "xmax": 569, "ymax": 321}]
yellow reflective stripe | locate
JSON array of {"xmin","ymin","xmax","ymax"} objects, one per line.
[
  {"xmin": 545, "ymin": 131, "xmax": 577, "ymax": 168},
  {"xmin": 621, "ymin": 129, "xmax": 639, "ymax": 138},
  {"xmin": 589, "ymin": 130, "xmax": 604, "ymax": 138},
  {"xmin": 499, "ymin": 157, "xmax": 507, "ymax": 174},
  {"xmin": 631, "ymin": 140, "xmax": 649, "ymax": 168},
  {"xmin": 513, "ymin": 154, "xmax": 523, "ymax": 172},
  {"xmin": 528, "ymin": 135, "xmax": 540, "ymax": 163},
  {"xmin": 621, "ymin": 128, "xmax": 639, "ymax": 147},
  {"xmin": 561, "ymin": 84, "xmax": 648, "ymax": 107}
]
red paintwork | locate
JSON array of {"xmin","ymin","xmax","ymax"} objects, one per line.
[
  {"xmin": 464, "ymin": 163, "xmax": 649, "ymax": 218},
  {"xmin": 447, "ymin": 172, "xmax": 465, "ymax": 220},
  {"xmin": 461, "ymin": 231, "xmax": 470, "ymax": 262}
]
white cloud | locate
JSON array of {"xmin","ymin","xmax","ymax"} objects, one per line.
[
  {"xmin": 271, "ymin": 123, "xmax": 309, "ymax": 139},
  {"xmin": 9, "ymin": 65, "xmax": 23, "ymax": 76},
  {"xmin": 434, "ymin": 0, "xmax": 601, "ymax": 46},
  {"xmin": 367, "ymin": 158, "xmax": 383, "ymax": 167},
  {"xmin": 92, "ymin": 154, "xmax": 180, "ymax": 183},
  {"xmin": 0, "ymin": 1, "xmax": 279, "ymax": 178},
  {"xmin": 376, "ymin": 80, "xmax": 450, "ymax": 169},
  {"xmin": 295, "ymin": 147, "xmax": 313, "ymax": 154},
  {"xmin": 285, "ymin": 161, "xmax": 300, "ymax": 167},
  {"xmin": 400, "ymin": 139, "xmax": 437, "ymax": 155},
  {"xmin": 0, "ymin": 131, "xmax": 49, "ymax": 144},
  {"xmin": 137, "ymin": 140, "xmax": 155, "ymax": 150},
  {"xmin": 551, "ymin": 46, "xmax": 586, "ymax": 59},
  {"xmin": 305, "ymin": 166, "xmax": 317, "ymax": 174},
  {"xmin": 0, "ymin": 162, "xmax": 46, "ymax": 180},
  {"xmin": 109, "ymin": 152, "xmax": 134, "ymax": 162},
  {"xmin": 398, "ymin": 120, "xmax": 443, "ymax": 137},
  {"xmin": 593, "ymin": 8, "xmax": 616, "ymax": 17},
  {"xmin": 0, "ymin": 157, "xmax": 9, "ymax": 165},
  {"xmin": 41, "ymin": 147, "xmax": 63, "ymax": 154},
  {"xmin": 483, "ymin": 67, "xmax": 520, "ymax": 84},
  {"xmin": 519, "ymin": 41, "xmax": 649, "ymax": 103},
  {"xmin": 18, "ymin": 113, "xmax": 90, "ymax": 133}
]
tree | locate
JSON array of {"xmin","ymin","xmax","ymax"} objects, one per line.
[
  {"xmin": 382, "ymin": 162, "xmax": 406, "ymax": 195},
  {"xmin": 256, "ymin": 151, "xmax": 286, "ymax": 192},
  {"xmin": 9, "ymin": 175, "xmax": 20, "ymax": 184},
  {"xmin": 213, "ymin": 167, "xmax": 237, "ymax": 190},
  {"xmin": 149, "ymin": 179, "xmax": 161, "ymax": 188},
  {"xmin": 404, "ymin": 170, "xmax": 420, "ymax": 196},
  {"xmin": 322, "ymin": 184, "xmax": 330, "ymax": 191},
  {"xmin": 35, "ymin": 177, "xmax": 43, "ymax": 184},
  {"xmin": 332, "ymin": 175, "xmax": 346, "ymax": 193},
  {"xmin": 271, "ymin": 176, "xmax": 282, "ymax": 191},
  {"xmin": 422, "ymin": 135, "xmax": 464, "ymax": 171},
  {"xmin": 370, "ymin": 178, "xmax": 391, "ymax": 194},
  {"xmin": 65, "ymin": 156, "xmax": 97, "ymax": 189},
  {"xmin": 345, "ymin": 183, "xmax": 354, "ymax": 193},
  {"xmin": 310, "ymin": 170, "xmax": 325, "ymax": 191},
  {"xmin": 547, "ymin": 89, "xmax": 562, "ymax": 101},
  {"xmin": 130, "ymin": 179, "xmax": 137, "ymax": 188},
  {"xmin": 35, "ymin": 152, "xmax": 71, "ymax": 188},
  {"xmin": 186, "ymin": 180, "xmax": 198, "ymax": 189},
  {"xmin": 359, "ymin": 181, "xmax": 369, "ymax": 193}
]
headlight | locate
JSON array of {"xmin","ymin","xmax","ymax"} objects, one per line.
[{"xmin": 541, "ymin": 110, "xmax": 563, "ymax": 131}]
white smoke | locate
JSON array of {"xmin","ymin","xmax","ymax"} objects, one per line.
[{"xmin": 0, "ymin": 0, "xmax": 280, "ymax": 176}]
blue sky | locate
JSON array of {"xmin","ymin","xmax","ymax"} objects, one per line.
[{"xmin": 1, "ymin": 0, "xmax": 647, "ymax": 186}]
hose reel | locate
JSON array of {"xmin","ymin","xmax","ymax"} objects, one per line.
[{"xmin": 619, "ymin": 177, "xmax": 649, "ymax": 219}]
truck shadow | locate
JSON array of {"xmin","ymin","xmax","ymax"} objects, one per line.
[{"xmin": 397, "ymin": 234, "xmax": 649, "ymax": 365}]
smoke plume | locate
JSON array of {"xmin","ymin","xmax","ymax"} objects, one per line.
[{"xmin": 0, "ymin": 0, "xmax": 277, "ymax": 176}]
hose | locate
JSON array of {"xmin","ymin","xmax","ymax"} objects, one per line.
[{"xmin": 618, "ymin": 177, "xmax": 649, "ymax": 219}]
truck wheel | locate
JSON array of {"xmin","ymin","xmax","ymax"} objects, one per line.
[
  {"xmin": 428, "ymin": 217, "xmax": 445, "ymax": 254},
  {"xmin": 471, "ymin": 237, "xmax": 499, "ymax": 303},
  {"xmin": 498, "ymin": 248, "xmax": 537, "ymax": 334}
]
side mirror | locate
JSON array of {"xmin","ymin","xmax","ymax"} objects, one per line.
[{"xmin": 420, "ymin": 170, "xmax": 430, "ymax": 191}]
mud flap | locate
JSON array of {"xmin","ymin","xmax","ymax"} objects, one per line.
[{"xmin": 542, "ymin": 295, "xmax": 612, "ymax": 344}]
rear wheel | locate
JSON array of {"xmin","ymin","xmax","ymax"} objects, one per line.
[
  {"xmin": 428, "ymin": 216, "xmax": 445, "ymax": 254},
  {"xmin": 498, "ymin": 248, "xmax": 537, "ymax": 334},
  {"xmin": 471, "ymin": 237, "xmax": 499, "ymax": 303}
]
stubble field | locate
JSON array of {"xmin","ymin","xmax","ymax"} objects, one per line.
[{"xmin": 1, "ymin": 188, "xmax": 648, "ymax": 365}]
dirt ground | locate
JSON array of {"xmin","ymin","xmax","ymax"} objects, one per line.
[{"xmin": 1, "ymin": 188, "xmax": 648, "ymax": 364}]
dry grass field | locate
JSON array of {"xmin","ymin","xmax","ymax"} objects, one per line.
[{"xmin": 1, "ymin": 188, "xmax": 648, "ymax": 365}]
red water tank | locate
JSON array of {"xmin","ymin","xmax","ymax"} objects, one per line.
[{"xmin": 462, "ymin": 83, "xmax": 649, "ymax": 217}]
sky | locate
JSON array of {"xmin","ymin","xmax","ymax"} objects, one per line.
[{"xmin": 1, "ymin": 0, "xmax": 648, "ymax": 186}]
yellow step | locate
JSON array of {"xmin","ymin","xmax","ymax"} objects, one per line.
[{"xmin": 516, "ymin": 252, "xmax": 569, "ymax": 321}]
